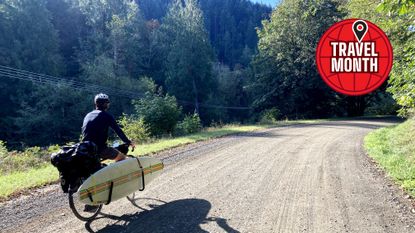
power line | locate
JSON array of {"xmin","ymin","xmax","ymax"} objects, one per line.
[
  {"xmin": 0, "ymin": 65, "xmax": 143, "ymax": 99},
  {"xmin": 0, "ymin": 65, "xmax": 252, "ymax": 110}
]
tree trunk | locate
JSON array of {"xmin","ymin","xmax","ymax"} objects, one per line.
[{"xmin": 192, "ymin": 78, "xmax": 200, "ymax": 114}]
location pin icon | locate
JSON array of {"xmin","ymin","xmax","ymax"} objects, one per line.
[{"xmin": 353, "ymin": 20, "xmax": 368, "ymax": 43}]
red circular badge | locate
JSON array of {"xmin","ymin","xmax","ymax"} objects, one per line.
[{"xmin": 316, "ymin": 19, "xmax": 393, "ymax": 96}]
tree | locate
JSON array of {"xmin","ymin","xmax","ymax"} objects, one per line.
[
  {"xmin": 14, "ymin": 85, "xmax": 90, "ymax": 146},
  {"xmin": 377, "ymin": 0, "xmax": 415, "ymax": 116},
  {"xmin": 159, "ymin": 0, "xmax": 215, "ymax": 119},
  {"xmin": 76, "ymin": 0, "xmax": 146, "ymax": 76},
  {"xmin": 138, "ymin": 0, "xmax": 272, "ymax": 68},
  {"xmin": 0, "ymin": 0, "xmax": 64, "ymax": 146},
  {"xmin": 200, "ymin": 0, "xmax": 271, "ymax": 67},
  {"xmin": 46, "ymin": 0, "xmax": 86, "ymax": 77},
  {"xmin": 251, "ymin": 0, "xmax": 345, "ymax": 118},
  {"xmin": 133, "ymin": 91, "xmax": 182, "ymax": 136},
  {"xmin": 348, "ymin": 0, "xmax": 415, "ymax": 116},
  {"xmin": 212, "ymin": 63, "xmax": 250, "ymax": 122}
]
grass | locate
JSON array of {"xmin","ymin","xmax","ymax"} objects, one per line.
[
  {"xmin": 364, "ymin": 119, "xmax": 415, "ymax": 196},
  {"xmin": 0, "ymin": 165, "xmax": 58, "ymax": 200},
  {"xmin": 0, "ymin": 120, "xmax": 319, "ymax": 200}
]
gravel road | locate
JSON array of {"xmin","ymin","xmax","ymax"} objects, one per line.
[{"xmin": 1, "ymin": 118, "xmax": 415, "ymax": 233}]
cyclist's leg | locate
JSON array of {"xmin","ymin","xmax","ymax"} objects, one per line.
[
  {"xmin": 100, "ymin": 147, "xmax": 126, "ymax": 162},
  {"xmin": 113, "ymin": 152, "xmax": 126, "ymax": 162}
]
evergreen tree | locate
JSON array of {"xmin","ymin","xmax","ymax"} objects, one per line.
[
  {"xmin": 251, "ymin": 0, "xmax": 345, "ymax": 118},
  {"xmin": 138, "ymin": 0, "xmax": 271, "ymax": 68},
  {"xmin": 46, "ymin": 0, "xmax": 86, "ymax": 77},
  {"xmin": 0, "ymin": 0, "xmax": 64, "ymax": 146},
  {"xmin": 76, "ymin": 0, "xmax": 151, "ymax": 120},
  {"xmin": 159, "ymin": 0, "xmax": 215, "ymax": 119},
  {"xmin": 76, "ymin": 0, "xmax": 144, "ymax": 71}
]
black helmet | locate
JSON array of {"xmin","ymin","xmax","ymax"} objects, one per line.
[{"xmin": 94, "ymin": 93, "xmax": 110, "ymax": 105}]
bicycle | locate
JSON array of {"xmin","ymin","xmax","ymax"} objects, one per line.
[{"xmin": 66, "ymin": 143, "xmax": 137, "ymax": 221}]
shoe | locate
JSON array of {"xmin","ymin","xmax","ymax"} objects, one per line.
[{"xmin": 83, "ymin": 204, "xmax": 99, "ymax": 212}]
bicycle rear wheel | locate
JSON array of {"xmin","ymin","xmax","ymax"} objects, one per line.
[{"xmin": 69, "ymin": 191, "xmax": 102, "ymax": 221}]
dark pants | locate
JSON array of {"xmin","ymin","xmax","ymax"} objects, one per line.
[{"xmin": 99, "ymin": 147, "xmax": 121, "ymax": 160}]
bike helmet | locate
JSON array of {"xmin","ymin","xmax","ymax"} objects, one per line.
[{"xmin": 94, "ymin": 93, "xmax": 110, "ymax": 105}]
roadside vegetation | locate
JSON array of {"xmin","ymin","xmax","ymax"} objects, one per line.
[
  {"xmin": 0, "ymin": 118, "xmax": 318, "ymax": 200},
  {"xmin": 365, "ymin": 119, "xmax": 415, "ymax": 197},
  {"xmin": 0, "ymin": 0, "xmax": 414, "ymax": 203}
]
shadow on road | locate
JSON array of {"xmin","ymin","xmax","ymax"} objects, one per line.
[{"xmin": 85, "ymin": 198, "xmax": 239, "ymax": 233}]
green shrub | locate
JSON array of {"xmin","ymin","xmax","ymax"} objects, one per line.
[
  {"xmin": 210, "ymin": 120, "xmax": 225, "ymax": 128},
  {"xmin": 118, "ymin": 115, "xmax": 150, "ymax": 143},
  {"xmin": 0, "ymin": 151, "xmax": 46, "ymax": 175},
  {"xmin": 0, "ymin": 141, "xmax": 7, "ymax": 159},
  {"xmin": 365, "ymin": 92, "xmax": 398, "ymax": 115},
  {"xmin": 47, "ymin": 145, "xmax": 60, "ymax": 154},
  {"xmin": 0, "ymin": 144, "xmax": 54, "ymax": 175},
  {"xmin": 134, "ymin": 92, "xmax": 181, "ymax": 136},
  {"xmin": 259, "ymin": 108, "xmax": 281, "ymax": 124},
  {"xmin": 175, "ymin": 113, "xmax": 202, "ymax": 135}
]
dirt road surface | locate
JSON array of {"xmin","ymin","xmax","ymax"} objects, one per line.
[{"xmin": 1, "ymin": 118, "xmax": 415, "ymax": 233}]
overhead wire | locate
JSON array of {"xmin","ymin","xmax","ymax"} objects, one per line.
[{"xmin": 0, "ymin": 65, "xmax": 252, "ymax": 110}]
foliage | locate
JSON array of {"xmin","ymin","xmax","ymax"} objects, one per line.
[
  {"xmin": 134, "ymin": 92, "xmax": 182, "ymax": 136},
  {"xmin": 14, "ymin": 86, "xmax": 89, "ymax": 146},
  {"xmin": 388, "ymin": 42, "xmax": 415, "ymax": 116},
  {"xmin": 259, "ymin": 108, "xmax": 281, "ymax": 124},
  {"xmin": 0, "ymin": 146, "xmax": 51, "ymax": 175},
  {"xmin": 118, "ymin": 115, "xmax": 150, "ymax": 142},
  {"xmin": 251, "ymin": 0, "xmax": 345, "ymax": 118},
  {"xmin": 0, "ymin": 143, "xmax": 59, "ymax": 176},
  {"xmin": 389, "ymin": 48, "xmax": 415, "ymax": 116},
  {"xmin": 175, "ymin": 113, "xmax": 203, "ymax": 136},
  {"xmin": 365, "ymin": 120, "xmax": 415, "ymax": 196},
  {"xmin": 0, "ymin": 0, "xmax": 64, "ymax": 146},
  {"xmin": 0, "ymin": 141, "xmax": 7, "ymax": 159},
  {"xmin": 46, "ymin": 0, "xmax": 85, "ymax": 77},
  {"xmin": 211, "ymin": 63, "xmax": 251, "ymax": 122},
  {"xmin": 138, "ymin": 0, "xmax": 272, "ymax": 67},
  {"xmin": 0, "ymin": 0, "xmax": 63, "ymax": 74},
  {"xmin": 382, "ymin": 0, "xmax": 415, "ymax": 116},
  {"xmin": 376, "ymin": 0, "xmax": 415, "ymax": 15},
  {"xmin": 365, "ymin": 92, "xmax": 398, "ymax": 115},
  {"xmin": 348, "ymin": 0, "xmax": 415, "ymax": 116},
  {"xmin": 159, "ymin": 0, "xmax": 215, "ymax": 118},
  {"xmin": 199, "ymin": 0, "xmax": 271, "ymax": 67},
  {"xmin": 0, "ymin": 0, "xmax": 271, "ymax": 146}
]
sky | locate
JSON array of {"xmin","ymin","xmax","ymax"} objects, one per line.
[{"xmin": 251, "ymin": 0, "xmax": 278, "ymax": 7}]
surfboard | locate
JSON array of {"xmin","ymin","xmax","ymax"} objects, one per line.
[{"xmin": 77, "ymin": 157, "xmax": 164, "ymax": 205}]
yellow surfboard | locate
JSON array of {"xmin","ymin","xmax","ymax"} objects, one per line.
[{"xmin": 77, "ymin": 157, "xmax": 164, "ymax": 205}]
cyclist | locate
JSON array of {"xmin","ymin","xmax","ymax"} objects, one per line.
[{"xmin": 81, "ymin": 93, "xmax": 135, "ymax": 162}]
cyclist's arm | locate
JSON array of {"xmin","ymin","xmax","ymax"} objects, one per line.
[{"xmin": 108, "ymin": 115, "xmax": 131, "ymax": 145}]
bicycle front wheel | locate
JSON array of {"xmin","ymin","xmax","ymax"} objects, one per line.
[{"xmin": 68, "ymin": 192, "xmax": 102, "ymax": 221}]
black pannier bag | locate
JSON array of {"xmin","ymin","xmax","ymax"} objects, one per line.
[{"xmin": 51, "ymin": 141, "xmax": 102, "ymax": 193}]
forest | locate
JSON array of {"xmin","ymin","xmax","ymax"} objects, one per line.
[{"xmin": 0, "ymin": 0, "xmax": 414, "ymax": 148}]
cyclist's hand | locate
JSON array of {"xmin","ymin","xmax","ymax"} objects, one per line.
[{"xmin": 130, "ymin": 142, "xmax": 136, "ymax": 152}]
